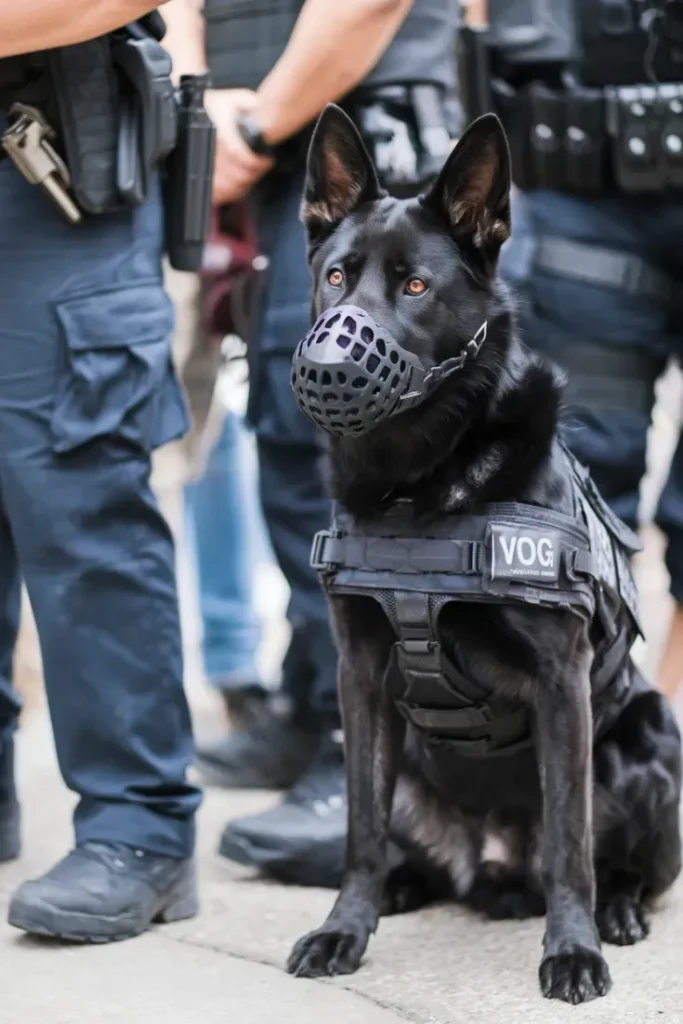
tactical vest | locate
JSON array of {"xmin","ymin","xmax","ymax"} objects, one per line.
[
  {"xmin": 312, "ymin": 446, "xmax": 642, "ymax": 757},
  {"xmin": 203, "ymin": 0, "xmax": 459, "ymax": 92}
]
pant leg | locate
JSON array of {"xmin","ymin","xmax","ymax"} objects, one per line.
[
  {"xmin": 184, "ymin": 409, "xmax": 263, "ymax": 687},
  {"xmin": 500, "ymin": 188, "xmax": 673, "ymax": 530},
  {"xmin": 247, "ymin": 171, "xmax": 338, "ymax": 722},
  {"xmin": 650, "ymin": 201, "xmax": 683, "ymax": 607},
  {"xmin": 656, "ymin": 435, "xmax": 683, "ymax": 605},
  {"xmin": 0, "ymin": 164, "xmax": 201, "ymax": 857},
  {"xmin": 257, "ymin": 438, "xmax": 339, "ymax": 719},
  {"xmin": 0, "ymin": 497, "xmax": 22, "ymax": 738}
]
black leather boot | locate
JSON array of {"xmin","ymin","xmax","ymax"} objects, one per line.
[{"xmin": 8, "ymin": 842, "xmax": 197, "ymax": 942}]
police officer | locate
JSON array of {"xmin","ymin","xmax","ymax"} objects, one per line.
[
  {"xmin": 459, "ymin": 0, "xmax": 683, "ymax": 701},
  {"xmin": 165, "ymin": 0, "xmax": 460, "ymax": 885},
  {"xmin": 0, "ymin": 2, "xmax": 204, "ymax": 941}
]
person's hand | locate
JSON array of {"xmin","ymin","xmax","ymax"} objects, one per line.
[{"xmin": 205, "ymin": 89, "xmax": 274, "ymax": 204}]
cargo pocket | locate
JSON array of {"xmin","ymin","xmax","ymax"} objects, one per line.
[{"xmin": 51, "ymin": 284, "xmax": 189, "ymax": 454}]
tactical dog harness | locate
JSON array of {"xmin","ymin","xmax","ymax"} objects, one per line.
[{"xmin": 312, "ymin": 446, "xmax": 643, "ymax": 757}]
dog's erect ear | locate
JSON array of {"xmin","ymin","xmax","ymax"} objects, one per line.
[
  {"xmin": 421, "ymin": 113, "xmax": 511, "ymax": 267},
  {"xmin": 301, "ymin": 104, "xmax": 383, "ymax": 248}
]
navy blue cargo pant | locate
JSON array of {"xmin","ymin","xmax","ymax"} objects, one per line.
[
  {"xmin": 0, "ymin": 161, "xmax": 200, "ymax": 857},
  {"xmin": 247, "ymin": 169, "xmax": 339, "ymax": 724},
  {"xmin": 500, "ymin": 188, "xmax": 683, "ymax": 603}
]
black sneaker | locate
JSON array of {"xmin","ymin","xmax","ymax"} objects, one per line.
[
  {"xmin": 194, "ymin": 702, "xmax": 321, "ymax": 790},
  {"xmin": 0, "ymin": 735, "xmax": 20, "ymax": 863},
  {"xmin": 8, "ymin": 842, "xmax": 197, "ymax": 942},
  {"xmin": 218, "ymin": 731, "xmax": 347, "ymax": 888}
]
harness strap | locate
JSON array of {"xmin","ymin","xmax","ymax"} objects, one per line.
[
  {"xmin": 383, "ymin": 590, "xmax": 532, "ymax": 757},
  {"xmin": 311, "ymin": 531, "xmax": 482, "ymax": 575}
]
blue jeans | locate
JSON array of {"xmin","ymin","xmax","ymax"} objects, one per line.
[
  {"xmin": 501, "ymin": 188, "xmax": 683, "ymax": 601},
  {"xmin": 184, "ymin": 409, "xmax": 264, "ymax": 689},
  {"xmin": 0, "ymin": 164, "xmax": 200, "ymax": 857}
]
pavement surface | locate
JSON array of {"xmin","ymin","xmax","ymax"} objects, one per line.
[{"xmin": 4, "ymin": 359, "xmax": 683, "ymax": 1022}]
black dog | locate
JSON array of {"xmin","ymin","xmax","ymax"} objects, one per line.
[{"xmin": 286, "ymin": 106, "xmax": 682, "ymax": 1004}]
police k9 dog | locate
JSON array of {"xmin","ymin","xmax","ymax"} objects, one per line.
[{"xmin": 286, "ymin": 105, "xmax": 682, "ymax": 1003}]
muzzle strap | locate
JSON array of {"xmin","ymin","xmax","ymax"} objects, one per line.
[{"xmin": 397, "ymin": 321, "xmax": 488, "ymax": 413}]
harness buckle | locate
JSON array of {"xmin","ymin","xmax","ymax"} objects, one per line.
[{"xmin": 310, "ymin": 529, "xmax": 342, "ymax": 572}]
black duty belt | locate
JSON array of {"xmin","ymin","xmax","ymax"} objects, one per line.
[{"xmin": 532, "ymin": 235, "xmax": 677, "ymax": 307}]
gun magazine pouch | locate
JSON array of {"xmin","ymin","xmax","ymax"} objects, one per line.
[
  {"xmin": 47, "ymin": 41, "xmax": 120, "ymax": 214},
  {"xmin": 458, "ymin": 0, "xmax": 683, "ymax": 196}
]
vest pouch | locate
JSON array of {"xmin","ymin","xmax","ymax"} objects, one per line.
[
  {"xmin": 491, "ymin": 78, "xmax": 534, "ymax": 189},
  {"xmin": 47, "ymin": 40, "xmax": 120, "ymax": 215},
  {"xmin": 564, "ymin": 85, "xmax": 608, "ymax": 192},
  {"xmin": 606, "ymin": 85, "xmax": 663, "ymax": 194},
  {"xmin": 659, "ymin": 83, "xmax": 683, "ymax": 191},
  {"xmin": 457, "ymin": 24, "xmax": 493, "ymax": 122},
  {"xmin": 527, "ymin": 82, "xmax": 566, "ymax": 190},
  {"xmin": 111, "ymin": 36, "xmax": 178, "ymax": 208}
]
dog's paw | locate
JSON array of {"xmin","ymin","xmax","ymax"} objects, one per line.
[
  {"xmin": 539, "ymin": 947, "xmax": 612, "ymax": 1004},
  {"xmin": 597, "ymin": 895, "xmax": 650, "ymax": 946},
  {"xmin": 286, "ymin": 924, "xmax": 369, "ymax": 978}
]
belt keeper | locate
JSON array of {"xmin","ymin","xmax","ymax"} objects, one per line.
[{"xmin": 568, "ymin": 548, "xmax": 594, "ymax": 579}]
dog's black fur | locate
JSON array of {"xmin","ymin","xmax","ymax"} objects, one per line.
[{"xmin": 286, "ymin": 106, "xmax": 682, "ymax": 1004}]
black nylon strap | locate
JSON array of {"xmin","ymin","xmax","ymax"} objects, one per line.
[
  {"xmin": 312, "ymin": 531, "xmax": 481, "ymax": 575},
  {"xmin": 547, "ymin": 341, "xmax": 663, "ymax": 416},
  {"xmin": 386, "ymin": 590, "xmax": 532, "ymax": 755},
  {"xmin": 532, "ymin": 234, "xmax": 676, "ymax": 306}
]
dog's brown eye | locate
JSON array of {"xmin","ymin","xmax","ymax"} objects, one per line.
[
  {"xmin": 405, "ymin": 277, "xmax": 427, "ymax": 296},
  {"xmin": 328, "ymin": 269, "xmax": 344, "ymax": 287}
]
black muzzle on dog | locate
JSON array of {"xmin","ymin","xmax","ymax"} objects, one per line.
[{"xmin": 291, "ymin": 305, "xmax": 487, "ymax": 438}]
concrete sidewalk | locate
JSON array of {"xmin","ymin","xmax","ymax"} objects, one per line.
[{"xmin": 1, "ymin": 708, "xmax": 683, "ymax": 1024}]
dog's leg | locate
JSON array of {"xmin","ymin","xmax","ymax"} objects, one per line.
[
  {"xmin": 594, "ymin": 681, "xmax": 682, "ymax": 946},
  {"xmin": 287, "ymin": 599, "xmax": 403, "ymax": 978},
  {"xmin": 535, "ymin": 633, "xmax": 612, "ymax": 1004}
]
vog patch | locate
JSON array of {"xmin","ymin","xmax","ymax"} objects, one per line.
[{"xmin": 490, "ymin": 524, "xmax": 560, "ymax": 581}]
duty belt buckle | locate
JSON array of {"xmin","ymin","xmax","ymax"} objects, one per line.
[{"xmin": 0, "ymin": 103, "xmax": 82, "ymax": 223}]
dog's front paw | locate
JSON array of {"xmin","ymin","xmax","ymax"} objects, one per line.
[
  {"xmin": 539, "ymin": 947, "xmax": 612, "ymax": 1004},
  {"xmin": 287, "ymin": 923, "xmax": 369, "ymax": 978},
  {"xmin": 597, "ymin": 895, "xmax": 650, "ymax": 946}
]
